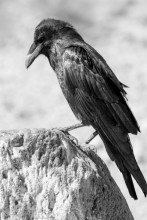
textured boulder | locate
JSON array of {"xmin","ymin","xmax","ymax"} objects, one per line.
[{"xmin": 0, "ymin": 129, "xmax": 134, "ymax": 220}]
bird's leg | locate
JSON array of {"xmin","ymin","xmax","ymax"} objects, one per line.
[
  {"xmin": 61, "ymin": 122, "xmax": 84, "ymax": 132},
  {"xmin": 55, "ymin": 123, "xmax": 84, "ymax": 145},
  {"xmin": 85, "ymin": 131, "xmax": 98, "ymax": 144}
]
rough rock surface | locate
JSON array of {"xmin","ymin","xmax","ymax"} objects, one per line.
[{"xmin": 0, "ymin": 129, "xmax": 134, "ymax": 220}]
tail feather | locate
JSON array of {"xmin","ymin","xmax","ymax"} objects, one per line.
[
  {"xmin": 104, "ymin": 137, "xmax": 138, "ymax": 199},
  {"xmin": 122, "ymin": 166, "xmax": 137, "ymax": 200},
  {"xmin": 93, "ymin": 121, "xmax": 147, "ymax": 199},
  {"xmin": 124, "ymin": 158, "xmax": 147, "ymax": 197}
]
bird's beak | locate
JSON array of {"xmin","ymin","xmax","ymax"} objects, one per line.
[{"xmin": 25, "ymin": 43, "xmax": 43, "ymax": 68}]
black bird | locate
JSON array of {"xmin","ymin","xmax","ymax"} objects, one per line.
[{"xmin": 25, "ymin": 18, "xmax": 147, "ymax": 199}]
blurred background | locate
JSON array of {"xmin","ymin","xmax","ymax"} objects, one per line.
[{"xmin": 0, "ymin": 0, "xmax": 147, "ymax": 218}]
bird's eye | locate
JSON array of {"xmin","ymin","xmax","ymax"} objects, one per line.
[{"xmin": 37, "ymin": 36, "xmax": 45, "ymax": 43}]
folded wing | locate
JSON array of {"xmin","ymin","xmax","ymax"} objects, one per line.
[{"xmin": 62, "ymin": 44, "xmax": 147, "ymax": 199}]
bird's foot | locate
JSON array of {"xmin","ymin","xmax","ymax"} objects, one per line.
[
  {"xmin": 52, "ymin": 123, "xmax": 84, "ymax": 145},
  {"xmin": 52, "ymin": 127, "xmax": 78, "ymax": 145},
  {"xmin": 67, "ymin": 133, "xmax": 78, "ymax": 145}
]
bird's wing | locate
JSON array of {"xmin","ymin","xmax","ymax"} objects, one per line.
[
  {"xmin": 62, "ymin": 44, "xmax": 147, "ymax": 199},
  {"xmin": 62, "ymin": 44, "xmax": 140, "ymax": 135},
  {"xmin": 67, "ymin": 41, "xmax": 128, "ymax": 95}
]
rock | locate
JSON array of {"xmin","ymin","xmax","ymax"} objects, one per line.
[{"xmin": 0, "ymin": 129, "xmax": 134, "ymax": 220}]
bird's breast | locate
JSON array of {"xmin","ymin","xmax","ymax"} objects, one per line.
[
  {"xmin": 49, "ymin": 45, "xmax": 89, "ymax": 124},
  {"xmin": 49, "ymin": 48, "xmax": 71, "ymax": 99}
]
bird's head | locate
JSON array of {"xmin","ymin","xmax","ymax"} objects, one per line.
[{"xmin": 25, "ymin": 18, "xmax": 81, "ymax": 68}]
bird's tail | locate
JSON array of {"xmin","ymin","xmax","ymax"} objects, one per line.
[
  {"xmin": 122, "ymin": 166, "xmax": 137, "ymax": 199},
  {"xmin": 92, "ymin": 121, "xmax": 147, "ymax": 199}
]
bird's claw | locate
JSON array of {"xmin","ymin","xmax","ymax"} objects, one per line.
[
  {"xmin": 67, "ymin": 134, "xmax": 78, "ymax": 145},
  {"xmin": 52, "ymin": 127, "xmax": 78, "ymax": 145}
]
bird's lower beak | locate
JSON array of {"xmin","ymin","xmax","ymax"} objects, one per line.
[{"xmin": 25, "ymin": 43, "xmax": 43, "ymax": 68}]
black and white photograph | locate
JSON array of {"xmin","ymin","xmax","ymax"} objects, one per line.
[{"xmin": 0, "ymin": 0, "xmax": 147, "ymax": 219}]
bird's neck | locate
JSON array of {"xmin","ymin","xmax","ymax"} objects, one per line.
[
  {"xmin": 47, "ymin": 40, "xmax": 64, "ymax": 71},
  {"xmin": 48, "ymin": 29, "xmax": 84, "ymax": 70},
  {"xmin": 46, "ymin": 41, "xmax": 69, "ymax": 99},
  {"xmin": 60, "ymin": 28, "xmax": 84, "ymax": 44}
]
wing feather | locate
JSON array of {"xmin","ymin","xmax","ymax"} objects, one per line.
[
  {"xmin": 61, "ymin": 43, "xmax": 147, "ymax": 199},
  {"xmin": 63, "ymin": 45, "xmax": 140, "ymax": 134}
]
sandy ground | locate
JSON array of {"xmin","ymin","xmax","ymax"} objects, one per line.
[{"xmin": 0, "ymin": 0, "xmax": 147, "ymax": 219}]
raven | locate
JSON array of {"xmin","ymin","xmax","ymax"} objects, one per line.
[{"xmin": 25, "ymin": 18, "xmax": 147, "ymax": 199}]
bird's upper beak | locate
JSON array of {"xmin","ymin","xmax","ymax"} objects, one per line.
[{"xmin": 25, "ymin": 43, "xmax": 43, "ymax": 68}]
